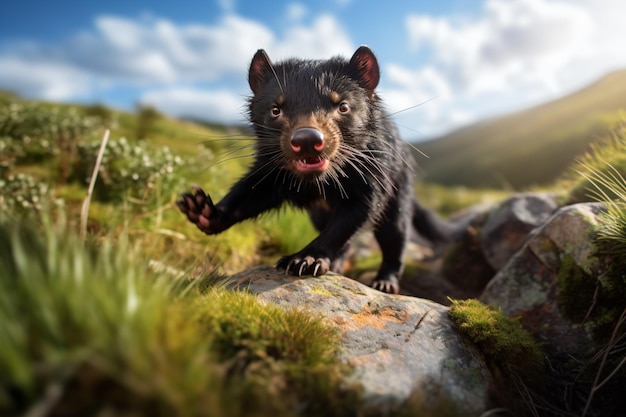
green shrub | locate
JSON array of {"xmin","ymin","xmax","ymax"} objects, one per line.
[
  {"xmin": 0, "ymin": 137, "xmax": 18, "ymax": 177},
  {"xmin": 0, "ymin": 100, "xmax": 104, "ymax": 182},
  {"xmin": 72, "ymin": 137, "xmax": 185, "ymax": 203},
  {"xmin": 135, "ymin": 104, "xmax": 162, "ymax": 140},
  {"xmin": 0, "ymin": 101, "xmax": 101, "ymax": 158},
  {"xmin": 0, "ymin": 174, "xmax": 60, "ymax": 219}
]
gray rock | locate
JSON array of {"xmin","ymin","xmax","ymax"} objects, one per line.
[
  {"xmin": 480, "ymin": 193, "xmax": 558, "ymax": 270},
  {"xmin": 480, "ymin": 203, "xmax": 606, "ymax": 357},
  {"xmin": 229, "ymin": 265, "xmax": 491, "ymax": 414}
]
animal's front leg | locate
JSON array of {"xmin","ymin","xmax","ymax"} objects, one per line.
[
  {"xmin": 276, "ymin": 204, "xmax": 368, "ymax": 277},
  {"xmin": 177, "ymin": 186, "xmax": 229, "ymax": 235},
  {"xmin": 177, "ymin": 172, "xmax": 283, "ymax": 235}
]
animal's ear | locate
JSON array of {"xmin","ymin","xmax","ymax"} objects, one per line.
[
  {"xmin": 248, "ymin": 49, "xmax": 273, "ymax": 96},
  {"xmin": 348, "ymin": 46, "xmax": 380, "ymax": 95}
]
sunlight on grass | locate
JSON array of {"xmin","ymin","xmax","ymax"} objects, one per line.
[
  {"xmin": 562, "ymin": 121, "xmax": 626, "ymax": 202},
  {"xmin": 0, "ymin": 218, "xmax": 355, "ymax": 416}
]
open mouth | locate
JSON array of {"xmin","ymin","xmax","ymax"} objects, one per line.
[{"xmin": 293, "ymin": 156, "xmax": 329, "ymax": 172}]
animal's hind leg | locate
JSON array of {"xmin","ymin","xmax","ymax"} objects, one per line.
[{"xmin": 371, "ymin": 197, "xmax": 411, "ymax": 294}]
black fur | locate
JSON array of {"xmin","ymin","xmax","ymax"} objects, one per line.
[{"xmin": 177, "ymin": 46, "xmax": 455, "ymax": 294}]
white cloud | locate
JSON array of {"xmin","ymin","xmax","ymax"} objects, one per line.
[
  {"xmin": 406, "ymin": 0, "xmax": 594, "ymax": 96},
  {"xmin": 67, "ymin": 14, "xmax": 275, "ymax": 83},
  {"xmin": 0, "ymin": 12, "xmax": 353, "ymax": 106},
  {"xmin": 140, "ymin": 87, "xmax": 247, "ymax": 124},
  {"xmin": 378, "ymin": 64, "xmax": 460, "ymax": 138},
  {"xmin": 386, "ymin": 0, "xmax": 626, "ymax": 138},
  {"xmin": 0, "ymin": 55, "xmax": 93, "ymax": 100},
  {"xmin": 271, "ymin": 14, "xmax": 354, "ymax": 61}
]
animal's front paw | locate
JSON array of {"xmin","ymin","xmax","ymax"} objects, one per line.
[
  {"xmin": 371, "ymin": 276, "xmax": 400, "ymax": 294},
  {"xmin": 176, "ymin": 186, "xmax": 219, "ymax": 235},
  {"xmin": 276, "ymin": 254, "xmax": 331, "ymax": 277}
]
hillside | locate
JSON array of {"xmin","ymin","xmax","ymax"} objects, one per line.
[{"xmin": 415, "ymin": 70, "xmax": 626, "ymax": 189}]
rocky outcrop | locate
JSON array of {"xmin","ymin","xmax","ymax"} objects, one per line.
[
  {"xmin": 220, "ymin": 193, "xmax": 626, "ymax": 415},
  {"xmin": 401, "ymin": 193, "xmax": 560, "ymax": 301},
  {"xmin": 481, "ymin": 203, "xmax": 608, "ymax": 357},
  {"xmin": 228, "ymin": 266, "xmax": 491, "ymax": 415}
]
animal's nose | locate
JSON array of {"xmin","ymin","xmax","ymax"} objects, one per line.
[{"xmin": 290, "ymin": 128, "xmax": 325, "ymax": 153}]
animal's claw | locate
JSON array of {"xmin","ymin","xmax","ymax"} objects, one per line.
[
  {"xmin": 371, "ymin": 276, "xmax": 400, "ymax": 294},
  {"xmin": 277, "ymin": 254, "xmax": 331, "ymax": 277},
  {"xmin": 177, "ymin": 186, "xmax": 218, "ymax": 235}
]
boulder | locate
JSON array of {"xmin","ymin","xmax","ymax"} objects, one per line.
[
  {"xmin": 439, "ymin": 208, "xmax": 495, "ymax": 299},
  {"xmin": 228, "ymin": 265, "xmax": 491, "ymax": 414},
  {"xmin": 479, "ymin": 193, "xmax": 558, "ymax": 270},
  {"xmin": 480, "ymin": 203, "xmax": 607, "ymax": 357},
  {"xmin": 401, "ymin": 194, "xmax": 558, "ymax": 302}
]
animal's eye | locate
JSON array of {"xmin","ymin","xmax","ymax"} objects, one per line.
[
  {"xmin": 270, "ymin": 105, "xmax": 282, "ymax": 118},
  {"xmin": 338, "ymin": 101, "xmax": 350, "ymax": 114}
]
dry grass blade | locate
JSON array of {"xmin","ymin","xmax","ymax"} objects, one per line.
[
  {"xmin": 582, "ymin": 308, "xmax": 626, "ymax": 417},
  {"xmin": 80, "ymin": 129, "xmax": 110, "ymax": 241}
]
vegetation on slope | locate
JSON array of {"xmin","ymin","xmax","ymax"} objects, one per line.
[{"xmin": 416, "ymin": 70, "xmax": 626, "ymax": 189}]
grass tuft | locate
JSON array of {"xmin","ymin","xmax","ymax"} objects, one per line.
[
  {"xmin": 0, "ymin": 218, "xmax": 357, "ymax": 417},
  {"xmin": 563, "ymin": 121, "xmax": 626, "ymax": 202}
]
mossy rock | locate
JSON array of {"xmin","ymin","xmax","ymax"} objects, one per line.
[{"xmin": 449, "ymin": 299, "xmax": 543, "ymax": 379}]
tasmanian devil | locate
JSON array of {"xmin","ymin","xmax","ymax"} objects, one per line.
[{"xmin": 177, "ymin": 46, "xmax": 456, "ymax": 294}]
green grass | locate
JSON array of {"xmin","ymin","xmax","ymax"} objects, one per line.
[
  {"xmin": 0, "ymin": 218, "xmax": 356, "ymax": 417},
  {"xmin": 260, "ymin": 206, "xmax": 318, "ymax": 256},
  {"xmin": 561, "ymin": 121, "xmax": 626, "ymax": 203},
  {"xmin": 414, "ymin": 182, "xmax": 509, "ymax": 217},
  {"xmin": 567, "ymin": 157, "xmax": 626, "ymax": 339}
]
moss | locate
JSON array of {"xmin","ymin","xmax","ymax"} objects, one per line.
[
  {"xmin": 449, "ymin": 299, "xmax": 543, "ymax": 380},
  {"xmin": 557, "ymin": 253, "xmax": 596, "ymax": 323},
  {"xmin": 193, "ymin": 288, "xmax": 360, "ymax": 416},
  {"xmin": 557, "ymin": 251, "xmax": 626, "ymax": 342}
]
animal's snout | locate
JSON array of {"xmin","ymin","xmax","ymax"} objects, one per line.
[{"xmin": 290, "ymin": 128, "xmax": 325, "ymax": 154}]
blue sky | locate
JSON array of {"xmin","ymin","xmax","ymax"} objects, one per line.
[{"xmin": 0, "ymin": 0, "xmax": 624, "ymax": 139}]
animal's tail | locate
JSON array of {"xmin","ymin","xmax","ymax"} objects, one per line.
[{"xmin": 411, "ymin": 199, "xmax": 470, "ymax": 248}]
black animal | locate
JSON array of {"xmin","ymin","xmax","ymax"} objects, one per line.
[{"xmin": 177, "ymin": 46, "xmax": 457, "ymax": 294}]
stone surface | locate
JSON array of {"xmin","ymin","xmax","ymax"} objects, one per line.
[
  {"xmin": 480, "ymin": 193, "xmax": 558, "ymax": 270},
  {"xmin": 480, "ymin": 203, "xmax": 606, "ymax": 357},
  {"xmin": 440, "ymin": 208, "xmax": 495, "ymax": 299},
  {"xmin": 229, "ymin": 265, "xmax": 491, "ymax": 414}
]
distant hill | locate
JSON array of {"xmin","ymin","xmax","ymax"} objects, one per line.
[{"xmin": 414, "ymin": 70, "xmax": 626, "ymax": 189}]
